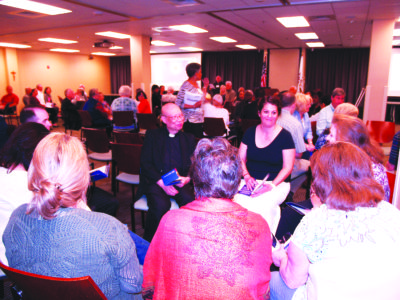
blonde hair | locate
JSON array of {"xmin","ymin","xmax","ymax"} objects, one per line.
[
  {"xmin": 27, "ymin": 133, "xmax": 90, "ymax": 220},
  {"xmin": 295, "ymin": 93, "xmax": 309, "ymax": 113},
  {"xmin": 334, "ymin": 103, "xmax": 359, "ymax": 117}
]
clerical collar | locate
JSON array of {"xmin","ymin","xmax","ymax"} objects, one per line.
[{"xmin": 169, "ymin": 133, "xmax": 175, "ymax": 138}]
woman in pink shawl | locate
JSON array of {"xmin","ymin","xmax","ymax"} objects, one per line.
[{"xmin": 143, "ymin": 137, "xmax": 272, "ymax": 299}]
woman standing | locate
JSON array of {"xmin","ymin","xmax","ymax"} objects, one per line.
[
  {"xmin": 176, "ymin": 62, "xmax": 209, "ymax": 138},
  {"xmin": 239, "ymin": 95, "xmax": 295, "ymax": 197}
]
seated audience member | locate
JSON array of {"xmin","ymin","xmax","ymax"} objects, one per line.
[
  {"xmin": 28, "ymin": 88, "xmax": 41, "ymax": 106},
  {"xmin": 22, "ymin": 87, "xmax": 32, "ymax": 106},
  {"xmin": 219, "ymin": 84, "xmax": 226, "ymax": 103},
  {"xmin": 75, "ymin": 87, "xmax": 87, "ymax": 102},
  {"xmin": 387, "ymin": 131, "xmax": 400, "ymax": 171},
  {"xmin": 136, "ymin": 89, "xmax": 151, "ymax": 114},
  {"xmin": 161, "ymin": 86, "xmax": 176, "ymax": 105},
  {"xmin": 20, "ymin": 106, "xmax": 52, "ymax": 130},
  {"xmin": 43, "ymin": 86, "xmax": 59, "ymax": 126},
  {"xmin": 316, "ymin": 87, "xmax": 345, "ymax": 136},
  {"xmin": 271, "ymin": 142, "xmax": 400, "ymax": 300},
  {"xmin": 35, "ymin": 84, "xmax": 45, "ymax": 105},
  {"xmin": 0, "ymin": 116, "xmax": 8, "ymax": 150},
  {"xmin": 61, "ymin": 88, "xmax": 81, "ymax": 130},
  {"xmin": 0, "ymin": 85, "xmax": 19, "ymax": 114},
  {"xmin": 241, "ymin": 90, "xmax": 259, "ymax": 120},
  {"xmin": 111, "ymin": 85, "xmax": 137, "ymax": 131},
  {"xmin": 212, "ymin": 75, "xmax": 224, "ymax": 95},
  {"xmin": 3, "ymin": 133, "xmax": 143, "ymax": 299},
  {"xmin": 98, "ymin": 92, "xmax": 112, "ymax": 120},
  {"xmin": 143, "ymin": 138, "xmax": 272, "ymax": 299},
  {"xmin": 140, "ymin": 103, "xmax": 196, "ymax": 242},
  {"xmin": 293, "ymin": 93, "xmax": 314, "ymax": 153},
  {"xmin": 308, "ymin": 89, "xmax": 323, "ymax": 117},
  {"xmin": 83, "ymin": 88, "xmax": 113, "ymax": 135},
  {"xmin": 151, "ymin": 84, "xmax": 162, "ymax": 116},
  {"xmin": 203, "ymin": 94, "xmax": 230, "ymax": 133},
  {"xmin": 224, "ymin": 80, "xmax": 237, "ymax": 104},
  {"xmin": 327, "ymin": 114, "xmax": 390, "ymax": 202},
  {"xmin": 0, "ymin": 123, "xmax": 50, "ymax": 267},
  {"xmin": 288, "ymin": 86, "xmax": 297, "ymax": 95},
  {"xmin": 315, "ymin": 102, "xmax": 359, "ymax": 150}
]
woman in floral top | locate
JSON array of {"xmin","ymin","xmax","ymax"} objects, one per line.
[{"xmin": 271, "ymin": 142, "xmax": 400, "ymax": 300}]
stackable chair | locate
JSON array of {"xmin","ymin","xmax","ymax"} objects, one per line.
[
  {"xmin": 203, "ymin": 117, "xmax": 237, "ymax": 146},
  {"xmin": 137, "ymin": 113, "xmax": 158, "ymax": 135},
  {"xmin": 112, "ymin": 110, "xmax": 136, "ymax": 133},
  {"xmin": 77, "ymin": 110, "xmax": 93, "ymax": 140},
  {"xmin": 113, "ymin": 131, "xmax": 144, "ymax": 144},
  {"xmin": 82, "ymin": 128, "xmax": 112, "ymax": 163},
  {"xmin": 0, "ymin": 261, "xmax": 106, "ymax": 300}
]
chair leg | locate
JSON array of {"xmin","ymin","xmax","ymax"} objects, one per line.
[
  {"xmin": 141, "ymin": 211, "xmax": 146, "ymax": 229},
  {"xmin": 131, "ymin": 205, "xmax": 136, "ymax": 233}
]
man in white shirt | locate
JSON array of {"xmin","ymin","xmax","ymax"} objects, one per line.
[
  {"xmin": 204, "ymin": 94, "xmax": 230, "ymax": 133},
  {"xmin": 36, "ymin": 84, "xmax": 45, "ymax": 105},
  {"xmin": 316, "ymin": 88, "xmax": 345, "ymax": 136}
]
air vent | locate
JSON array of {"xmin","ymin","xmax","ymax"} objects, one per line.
[
  {"xmin": 8, "ymin": 10, "xmax": 45, "ymax": 19},
  {"xmin": 162, "ymin": 0, "xmax": 202, "ymax": 7},
  {"xmin": 309, "ymin": 15, "xmax": 336, "ymax": 22},
  {"xmin": 152, "ymin": 27, "xmax": 177, "ymax": 33},
  {"xmin": 93, "ymin": 40, "xmax": 115, "ymax": 48}
]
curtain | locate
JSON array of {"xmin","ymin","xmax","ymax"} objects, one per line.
[
  {"xmin": 110, "ymin": 56, "xmax": 131, "ymax": 94},
  {"xmin": 305, "ymin": 48, "xmax": 370, "ymax": 106},
  {"xmin": 201, "ymin": 50, "xmax": 264, "ymax": 91}
]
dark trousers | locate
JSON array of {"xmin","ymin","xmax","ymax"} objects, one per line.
[{"xmin": 143, "ymin": 183, "xmax": 194, "ymax": 242}]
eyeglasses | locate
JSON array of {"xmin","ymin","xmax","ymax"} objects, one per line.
[{"xmin": 163, "ymin": 114, "xmax": 184, "ymax": 121}]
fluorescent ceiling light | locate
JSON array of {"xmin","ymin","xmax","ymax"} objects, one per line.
[
  {"xmin": 151, "ymin": 40, "xmax": 175, "ymax": 46},
  {"xmin": 306, "ymin": 42, "xmax": 325, "ymax": 48},
  {"xmin": 235, "ymin": 44, "xmax": 257, "ymax": 49},
  {"xmin": 50, "ymin": 48, "xmax": 79, "ymax": 53},
  {"xmin": 169, "ymin": 25, "xmax": 207, "ymax": 34},
  {"xmin": 109, "ymin": 46, "xmax": 123, "ymax": 50},
  {"xmin": 394, "ymin": 29, "xmax": 400, "ymax": 37},
  {"xmin": 210, "ymin": 36, "xmax": 237, "ymax": 43},
  {"xmin": 0, "ymin": 0, "xmax": 71, "ymax": 15},
  {"xmin": 277, "ymin": 16, "xmax": 309, "ymax": 28},
  {"xmin": 95, "ymin": 31, "xmax": 130, "ymax": 39},
  {"xmin": 39, "ymin": 38, "xmax": 77, "ymax": 44},
  {"xmin": 91, "ymin": 52, "xmax": 116, "ymax": 56},
  {"xmin": 393, "ymin": 40, "xmax": 400, "ymax": 46},
  {"xmin": 150, "ymin": 50, "xmax": 157, "ymax": 54},
  {"xmin": 179, "ymin": 47, "xmax": 203, "ymax": 51},
  {"xmin": 295, "ymin": 32, "xmax": 318, "ymax": 40},
  {"xmin": 0, "ymin": 42, "xmax": 31, "ymax": 48}
]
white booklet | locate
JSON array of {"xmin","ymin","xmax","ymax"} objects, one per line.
[{"xmin": 184, "ymin": 90, "xmax": 202, "ymax": 106}]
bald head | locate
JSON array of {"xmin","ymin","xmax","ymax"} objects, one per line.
[{"xmin": 161, "ymin": 103, "xmax": 184, "ymax": 134}]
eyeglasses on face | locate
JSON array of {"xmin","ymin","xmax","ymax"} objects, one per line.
[{"xmin": 163, "ymin": 114, "xmax": 184, "ymax": 121}]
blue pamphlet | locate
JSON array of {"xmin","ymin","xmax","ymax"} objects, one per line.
[{"xmin": 162, "ymin": 168, "xmax": 181, "ymax": 186}]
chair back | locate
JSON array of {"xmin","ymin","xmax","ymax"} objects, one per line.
[
  {"xmin": 137, "ymin": 113, "xmax": 158, "ymax": 130},
  {"xmin": 241, "ymin": 118, "xmax": 260, "ymax": 134},
  {"xmin": 82, "ymin": 128, "xmax": 110, "ymax": 153},
  {"xmin": 113, "ymin": 111, "xmax": 135, "ymax": 127},
  {"xmin": 114, "ymin": 132, "xmax": 143, "ymax": 144},
  {"xmin": 366, "ymin": 120, "xmax": 395, "ymax": 144},
  {"xmin": 111, "ymin": 143, "xmax": 142, "ymax": 175},
  {"xmin": 78, "ymin": 110, "xmax": 93, "ymax": 128},
  {"xmin": 203, "ymin": 117, "xmax": 227, "ymax": 137},
  {"xmin": 0, "ymin": 261, "xmax": 106, "ymax": 300},
  {"xmin": 223, "ymin": 101, "xmax": 235, "ymax": 116}
]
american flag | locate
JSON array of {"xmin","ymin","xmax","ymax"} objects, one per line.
[{"xmin": 261, "ymin": 61, "xmax": 267, "ymax": 88}]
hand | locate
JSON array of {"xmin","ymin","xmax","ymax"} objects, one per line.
[
  {"xmin": 306, "ymin": 143, "xmax": 315, "ymax": 152},
  {"xmin": 193, "ymin": 101, "xmax": 202, "ymax": 108},
  {"xmin": 251, "ymin": 183, "xmax": 274, "ymax": 198},
  {"xmin": 244, "ymin": 175, "xmax": 257, "ymax": 191},
  {"xmin": 176, "ymin": 176, "xmax": 190, "ymax": 188},
  {"xmin": 157, "ymin": 179, "xmax": 179, "ymax": 196},
  {"xmin": 272, "ymin": 244, "xmax": 287, "ymax": 267}
]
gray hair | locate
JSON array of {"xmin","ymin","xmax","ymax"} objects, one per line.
[
  {"xmin": 190, "ymin": 138, "xmax": 242, "ymax": 199},
  {"xmin": 119, "ymin": 85, "xmax": 131, "ymax": 97}
]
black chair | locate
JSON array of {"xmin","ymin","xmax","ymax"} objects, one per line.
[
  {"xmin": 82, "ymin": 128, "xmax": 112, "ymax": 163},
  {"xmin": 0, "ymin": 261, "xmax": 106, "ymax": 300},
  {"xmin": 113, "ymin": 131, "xmax": 144, "ymax": 144},
  {"xmin": 112, "ymin": 110, "xmax": 136, "ymax": 134},
  {"xmin": 137, "ymin": 113, "xmax": 158, "ymax": 134}
]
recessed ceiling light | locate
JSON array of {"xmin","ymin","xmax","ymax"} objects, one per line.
[
  {"xmin": 50, "ymin": 48, "xmax": 79, "ymax": 53},
  {"xmin": 394, "ymin": 29, "xmax": 400, "ymax": 37},
  {"xmin": 306, "ymin": 42, "xmax": 325, "ymax": 48},
  {"xmin": 95, "ymin": 31, "xmax": 130, "ymax": 39},
  {"xmin": 210, "ymin": 36, "xmax": 237, "ymax": 43},
  {"xmin": 91, "ymin": 52, "xmax": 116, "ymax": 56},
  {"xmin": 295, "ymin": 33, "xmax": 318, "ymax": 40},
  {"xmin": 179, "ymin": 47, "xmax": 203, "ymax": 51},
  {"xmin": 235, "ymin": 44, "xmax": 257, "ymax": 49},
  {"xmin": 169, "ymin": 25, "xmax": 208, "ymax": 34},
  {"xmin": 0, "ymin": 42, "xmax": 31, "ymax": 48},
  {"xmin": 38, "ymin": 38, "xmax": 77, "ymax": 44},
  {"xmin": 109, "ymin": 46, "xmax": 123, "ymax": 50},
  {"xmin": 151, "ymin": 40, "xmax": 175, "ymax": 46},
  {"xmin": 277, "ymin": 16, "xmax": 309, "ymax": 28},
  {"xmin": 0, "ymin": 0, "xmax": 71, "ymax": 15},
  {"xmin": 393, "ymin": 40, "xmax": 400, "ymax": 46}
]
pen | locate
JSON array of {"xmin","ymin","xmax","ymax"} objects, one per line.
[{"xmin": 250, "ymin": 173, "xmax": 270, "ymax": 196}]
